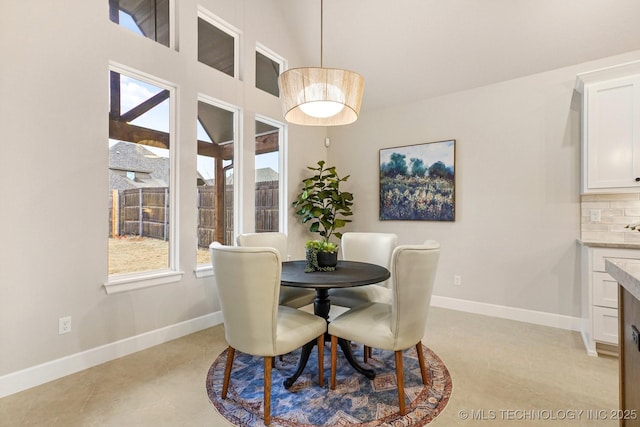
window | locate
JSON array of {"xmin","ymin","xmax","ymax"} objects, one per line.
[
  {"xmin": 256, "ymin": 44, "xmax": 284, "ymax": 97},
  {"xmin": 108, "ymin": 66, "xmax": 177, "ymax": 281},
  {"xmin": 255, "ymin": 116, "xmax": 284, "ymax": 233},
  {"xmin": 106, "ymin": 7, "xmax": 285, "ymax": 283},
  {"xmin": 196, "ymin": 96, "xmax": 239, "ymax": 267},
  {"xmin": 197, "ymin": 10, "xmax": 240, "ymax": 78},
  {"xmin": 109, "ymin": 0, "xmax": 171, "ymax": 47}
]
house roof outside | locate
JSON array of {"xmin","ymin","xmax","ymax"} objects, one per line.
[
  {"xmin": 225, "ymin": 167, "xmax": 279, "ymax": 185},
  {"xmin": 256, "ymin": 167, "xmax": 279, "ymax": 183},
  {"xmin": 109, "ymin": 141, "xmax": 169, "ymax": 190},
  {"xmin": 109, "ymin": 141, "xmax": 277, "ymax": 190}
]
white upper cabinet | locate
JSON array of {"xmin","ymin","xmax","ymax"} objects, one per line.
[{"xmin": 576, "ymin": 61, "xmax": 640, "ymax": 194}]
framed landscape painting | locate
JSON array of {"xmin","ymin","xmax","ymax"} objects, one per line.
[{"xmin": 379, "ymin": 139, "xmax": 455, "ymax": 221}]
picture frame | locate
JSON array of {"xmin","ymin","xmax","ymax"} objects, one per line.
[{"xmin": 379, "ymin": 139, "xmax": 455, "ymax": 221}]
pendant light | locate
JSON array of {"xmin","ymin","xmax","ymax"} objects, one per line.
[{"xmin": 278, "ymin": 0, "xmax": 365, "ymax": 126}]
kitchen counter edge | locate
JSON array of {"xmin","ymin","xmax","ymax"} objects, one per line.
[
  {"xmin": 577, "ymin": 240, "xmax": 640, "ymax": 250},
  {"xmin": 605, "ymin": 259, "xmax": 640, "ymax": 302}
]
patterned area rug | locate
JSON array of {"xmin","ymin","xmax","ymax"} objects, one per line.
[{"xmin": 206, "ymin": 343, "xmax": 452, "ymax": 426}]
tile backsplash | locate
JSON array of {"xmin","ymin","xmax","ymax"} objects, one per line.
[{"xmin": 581, "ymin": 193, "xmax": 640, "ymax": 243}]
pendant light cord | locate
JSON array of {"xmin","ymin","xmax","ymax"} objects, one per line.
[{"xmin": 320, "ymin": 0, "xmax": 324, "ymax": 68}]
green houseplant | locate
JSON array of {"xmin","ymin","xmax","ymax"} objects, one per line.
[{"xmin": 292, "ymin": 160, "xmax": 354, "ymax": 271}]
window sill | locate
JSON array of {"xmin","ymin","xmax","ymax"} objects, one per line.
[
  {"xmin": 194, "ymin": 264, "xmax": 213, "ymax": 279},
  {"xmin": 104, "ymin": 270, "xmax": 184, "ymax": 295}
]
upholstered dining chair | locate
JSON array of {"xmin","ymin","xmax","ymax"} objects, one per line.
[
  {"xmin": 328, "ymin": 232, "xmax": 397, "ymax": 361},
  {"xmin": 328, "ymin": 232, "xmax": 398, "ymax": 308},
  {"xmin": 328, "ymin": 240, "xmax": 440, "ymax": 416},
  {"xmin": 210, "ymin": 242, "xmax": 327, "ymax": 426},
  {"xmin": 237, "ymin": 232, "xmax": 316, "ymax": 309}
]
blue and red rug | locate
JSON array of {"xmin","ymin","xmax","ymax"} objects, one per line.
[{"xmin": 206, "ymin": 343, "xmax": 452, "ymax": 426}]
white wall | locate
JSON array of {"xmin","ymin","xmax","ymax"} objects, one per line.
[
  {"xmin": 0, "ymin": 0, "xmax": 325, "ymax": 383},
  {"xmin": 328, "ymin": 49, "xmax": 640, "ymax": 319}
]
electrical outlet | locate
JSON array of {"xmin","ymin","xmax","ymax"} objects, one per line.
[
  {"xmin": 453, "ymin": 275, "xmax": 462, "ymax": 286},
  {"xmin": 59, "ymin": 316, "xmax": 72, "ymax": 335},
  {"xmin": 590, "ymin": 209, "xmax": 601, "ymax": 222}
]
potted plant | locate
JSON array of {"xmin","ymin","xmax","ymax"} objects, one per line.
[
  {"xmin": 304, "ymin": 239, "xmax": 339, "ymax": 272},
  {"xmin": 292, "ymin": 160, "xmax": 354, "ymax": 271}
]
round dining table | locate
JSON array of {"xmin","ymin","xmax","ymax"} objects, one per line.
[{"xmin": 280, "ymin": 260, "xmax": 390, "ymax": 388}]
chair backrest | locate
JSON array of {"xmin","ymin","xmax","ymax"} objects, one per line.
[
  {"xmin": 341, "ymin": 232, "xmax": 398, "ymax": 288},
  {"xmin": 237, "ymin": 232, "xmax": 288, "ymax": 261},
  {"xmin": 210, "ymin": 242, "xmax": 281, "ymax": 355},
  {"xmin": 390, "ymin": 240, "xmax": 440, "ymax": 349}
]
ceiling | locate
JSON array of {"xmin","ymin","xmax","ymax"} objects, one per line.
[{"xmin": 275, "ymin": 0, "xmax": 640, "ymax": 112}]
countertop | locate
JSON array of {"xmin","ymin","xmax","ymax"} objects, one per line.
[
  {"xmin": 605, "ymin": 259, "xmax": 640, "ymax": 301},
  {"xmin": 577, "ymin": 239, "xmax": 640, "ymax": 249}
]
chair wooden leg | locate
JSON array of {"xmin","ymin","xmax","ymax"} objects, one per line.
[
  {"xmin": 364, "ymin": 345, "xmax": 370, "ymax": 364},
  {"xmin": 394, "ymin": 350, "xmax": 406, "ymax": 415},
  {"xmin": 317, "ymin": 335, "xmax": 325, "ymax": 387},
  {"xmin": 222, "ymin": 346, "xmax": 235, "ymax": 399},
  {"xmin": 330, "ymin": 335, "xmax": 338, "ymax": 389},
  {"xmin": 264, "ymin": 356, "xmax": 273, "ymax": 425},
  {"xmin": 415, "ymin": 343, "xmax": 429, "ymax": 385}
]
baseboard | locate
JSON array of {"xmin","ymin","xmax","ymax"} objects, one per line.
[
  {"xmin": 1, "ymin": 298, "xmax": 583, "ymax": 399},
  {"xmin": 0, "ymin": 311, "xmax": 223, "ymax": 399},
  {"xmin": 580, "ymin": 326, "xmax": 599, "ymax": 357},
  {"xmin": 431, "ymin": 295, "xmax": 582, "ymax": 331}
]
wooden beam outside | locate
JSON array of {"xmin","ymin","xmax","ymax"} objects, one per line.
[
  {"xmin": 108, "ymin": 0, "xmax": 119, "ymax": 23},
  {"xmin": 214, "ymin": 156, "xmax": 225, "ymax": 243},
  {"xmin": 255, "ymin": 133, "xmax": 279, "ymax": 155},
  {"xmin": 197, "ymin": 141, "xmax": 234, "ymax": 160},
  {"xmin": 120, "ymin": 89, "xmax": 170, "ymax": 123},
  {"xmin": 109, "ymin": 119, "xmax": 169, "ymax": 149},
  {"xmin": 109, "ymin": 71, "xmax": 121, "ymax": 119}
]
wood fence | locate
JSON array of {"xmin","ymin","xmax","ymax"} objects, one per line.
[
  {"xmin": 109, "ymin": 181, "xmax": 278, "ymax": 247},
  {"xmin": 197, "ymin": 186, "xmax": 216, "ymax": 247},
  {"xmin": 255, "ymin": 180, "xmax": 279, "ymax": 233}
]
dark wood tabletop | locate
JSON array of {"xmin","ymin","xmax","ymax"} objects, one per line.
[{"xmin": 281, "ymin": 260, "xmax": 390, "ymax": 289}]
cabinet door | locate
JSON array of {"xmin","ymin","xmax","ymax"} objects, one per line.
[
  {"xmin": 592, "ymin": 272, "xmax": 619, "ymax": 308},
  {"xmin": 585, "ymin": 75, "xmax": 640, "ymax": 192},
  {"xmin": 592, "ymin": 305, "xmax": 619, "ymax": 344}
]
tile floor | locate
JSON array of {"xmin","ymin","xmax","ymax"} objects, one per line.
[{"xmin": 0, "ymin": 307, "xmax": 618, "ymax": 426}]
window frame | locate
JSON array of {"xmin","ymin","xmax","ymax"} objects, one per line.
[
  {"xmin": 254, "ymin": 114, "xmax": 287, "ymax": 234},
  {"xmin": 109, "ymin": 0, "xmax": 176, "ymax": 50},
  {"xmin": 194, "ymin": 94, "xmax": 242, "ymax": 278},
  {"xmin": 105, "ymin": 62, "xmax": 183, "ymax": 294},
  {"xmin": 255, "ymin": 43, "xmax": 286, "ymax": 96},
  {"xmin": 197, "ymin": 7, "xmax": 241, "ymax": 79}
]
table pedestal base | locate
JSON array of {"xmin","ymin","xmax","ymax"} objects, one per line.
[
  {"xmin": 284, "ymin": 335, "xmax": 377, "ymax": 390},
  {"xmin": 281, "ymin": 277, "xmax": 382, "ymax": 389},
  {"xmin": 283, "ymin": 337, "xmax": 375, "ymax": 388}
]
